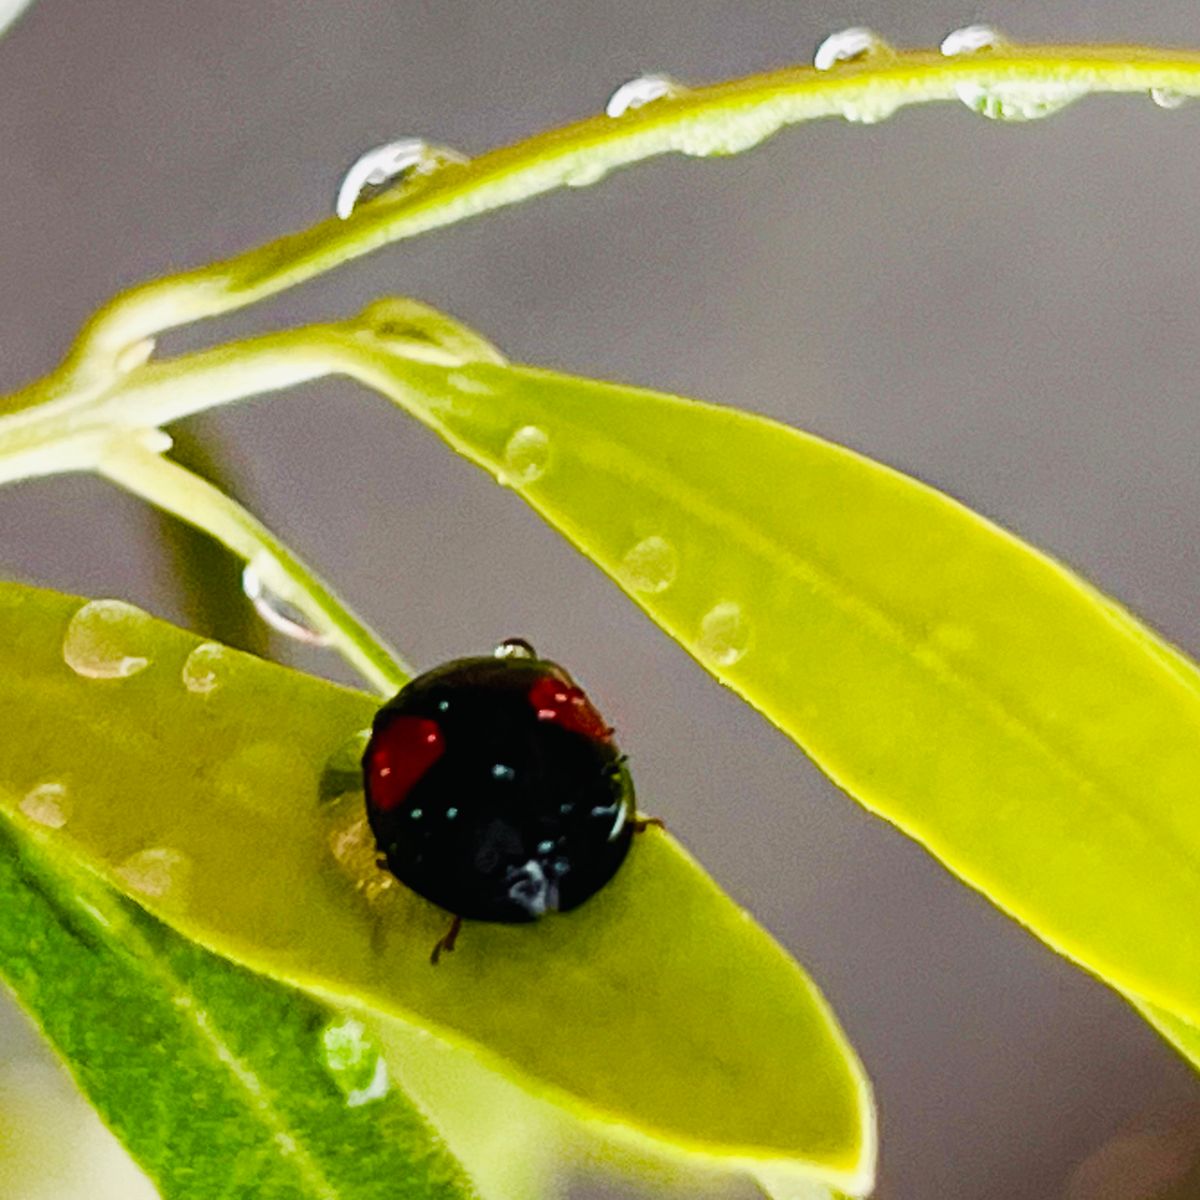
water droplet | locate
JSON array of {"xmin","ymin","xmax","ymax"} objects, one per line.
[
  {"xmin": 940, "ymin": 24, "xmax": 1007, "ymax": 56},
  {"xmin": 182, "ymin": 641, "xmax": 227, "ymax": 695},
  {"xmin": 954, "ymin": 79, "xmax": 1084, "ymax": 122},
  {"xmin": 698, "ymin": 601, "xmax": 750, "ymax": 667},
  {"xmin": 335, "ymin": 138, "xmax": 468, "ymax": 220},
  {"xmin": 321, "ymin": 1017, "xmax": 391, "ymax": 1107},
  {"xmin": 19, "ymin": 783, "xmax": 70, "ymax": 830},
  {"xmin": 494, "ymin": 637, "xmax": 538, "ymax": 660},
  {"xmin": 62, "ymin": 599, "xmax": 153, "ymax": 680},
  {"xmin": 606, "ymin": 73, "xmax": 685, "ymax": 118},
  {"xmin": 115, "ymin": 337, "xmax": 155, "ymax": 373},
  {"xmin": 501, "ymin": 425, "xmax": 550, "ymax": 486},
  {"xmin": 813, "ymin": 27, "xmax": 892, "ymax": 71},
  {"xmin": 1151, "ymin": 87, "xmax": 1192, "ymax": 110},
  {"xmin": 115, "ymin": 847, "xmax": 190, "ymax": 900},
  {"xmin": 242, "ymin": 556, "xmax": 331, "ymax": 646},
  {"xmin": 674, "ymin": 117, "xmax": 781, "ymax": 158},
  {"xmin": 620, "ymin": 536, "xmax": 679, "ymax": 594}
]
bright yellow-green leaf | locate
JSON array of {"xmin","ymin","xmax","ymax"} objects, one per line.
[
  {"xmin": 0, "ymin": 582, "xmax": 874, "ymax": 1196},
  {"xmin": 378, "ymin": 358, "xmax": 1200, "ymax": 1032}
]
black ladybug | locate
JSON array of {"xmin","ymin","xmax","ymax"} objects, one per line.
[{"xmin": 362, "ymin": 640, "xmax": 642, "ymax": 961}]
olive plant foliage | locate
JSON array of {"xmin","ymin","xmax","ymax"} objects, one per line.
[{"xmin": 1, "ymin": 28, "xmax": 1200, "ymax": 1200}]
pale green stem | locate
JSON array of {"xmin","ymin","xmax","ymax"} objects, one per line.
[
  {"xmin": 95, "ymin": 435, "xmax": 411, "ymax": 696},
  {"xmin": 2, "ymin": 43, "xmax": 1198, "ymax": 415}
]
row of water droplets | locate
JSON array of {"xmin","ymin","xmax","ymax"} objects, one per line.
[{"xmin": 333, "ymin": 28, "xmax": 1193, "ymax": 218}]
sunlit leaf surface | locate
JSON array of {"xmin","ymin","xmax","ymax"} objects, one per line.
[
  {"xmin": 0, "ymin": 583, "xmax": 873, "ymax": 1196},
  {"xmin": 379, "ymin": 358, "xmax": 1200, "ymax": 1034}
]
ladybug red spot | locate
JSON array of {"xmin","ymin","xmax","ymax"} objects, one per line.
[
  {"xmin": 367, "ymin": 716, "xmax": 445, "ymax": 812},
  {"xmin": 528, "ymin": 674, "xmax": 613, "ymax": 742}
]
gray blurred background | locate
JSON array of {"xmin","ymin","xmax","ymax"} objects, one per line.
[{"xmin": 2, "ymin": 2, "xmax": 1200, "ymax": 1198}]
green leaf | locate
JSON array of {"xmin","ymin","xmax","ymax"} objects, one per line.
[
  {"xmin": 0, "ymin": 810, "xmax": 476, "ymax": 1200},
  {"xmin": 0, "ymin": 582, "xmax": 874, "ymax": 1196},
  {"xmin": 374, "ymin": 358, "xmax": 1200, "ymax": 1033}
]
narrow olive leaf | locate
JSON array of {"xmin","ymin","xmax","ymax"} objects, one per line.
[
  {"xmin": 0, "ymin": 812, "xmax": 476, "ymax": 1200},
  {"xmin": 0, "ymin": 583, "xmax": 875, "ymax": 1196},
  {"xmin": 370, "ymin": 358, "xmax": 1200, "ymax": 1030},
  {"xmin": 1129, "ymin": 998, "xmax": 1200, "ymax": 1071}
]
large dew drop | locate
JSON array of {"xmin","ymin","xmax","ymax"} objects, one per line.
[
  {"xmin": 939, "ymin": 24, "xmax": 1008, "ymax": 56},
  {"xmin": 1151, "ymin": 88, "xmax": 1193, "ymax": 110},
  {"xmin": 620, "ymin": 535, "xmax": 679, "ymax": 594},
  {"xmin": 20, "ymin": 783, "xmax": 70, "ymax": 830},
  {"xmin": 242, "ymin": 556, "xmax": 331, "ymax": 646},
  {"xmin": 62, "ymin": 599, "xmax": 154, "ymax": 680},
  {"xmin": 115, "ymin": 847, "xmax": 191, "ymax": 901},
  {"xmin": 605, "ymin": 73, "xmax": 685, "ymax": 118},
  {"xmin": 335, "ymin": 139, "xmax": 468, "ymax": 220},
  {"xmin": 813, "ymin": 27, "xmax": 892, "ymax": 72},
  {"xmin": 954, "ymin": 79, "xmax": 1084, "ymax": 122},
  {"xmin": 182, "ymin": 641, "xmax": 228, "ymax": 696},
  {"xmin": 501, "ymin": 425, "xmax": 550, "ymax": 486},
  {"xmin": 698, "ymin": 601, "xmax": 750, "ymax": 667},
  {"xmin": 320, "ymin": 1017, "xmax": 392, "ymax": 1108}
]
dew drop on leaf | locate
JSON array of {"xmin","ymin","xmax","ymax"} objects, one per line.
[
  {"xmin": 62, "ymin": 599, "xmax": 153, "ymax": 680},
  {"xmin": 19, "ymin": 782, "xmax": 70, "ymax": 830},
  {"xmin": 813, "ymin": 27, "xmax": 892, "ymax": 71},
  {"xmin": 320, "ymin": 1017, "xmax": 392, "ymax": 1107},
  {"xmin": 335, "ymin": 138, "xmax": 469, "ymax": 220},
  {"xmin": 501, "ymin": 425, "xmax": 550, "ymax": 486},
  {"xmin": 605, "ymin": 73, "xmax": 686, "ymax": 118},
  {"xmin": 939, "ymin": 24, "xmax": 1008, "ymax": 56},
  {"xmin": 242, "ymin": 556, "xmax": 331, "ymax": 645},
  {"xmin": 954, "ymin": 79, "xmax": 1084, "ymax": 121},
  {"xmin": 181, "ymin": 641, "xmax": 228, "ymax": 695},
  {"xmin": 1151, "ymin": 87, "xmax": 1193, "ymax": 109},
  {"xmin": 620, "ymin": 535, "xmax": 679, "ymax": 594},
  {"xmin": 698, "ymin": 601, "xmax": 751, "ymax": 667},
  {"xmin": 494, "ymin": 637, "xmax": 538, "ymax": 660},
  {"xmin": 115, "ymin": 847, "xmax": 191, "ymax": 901}
]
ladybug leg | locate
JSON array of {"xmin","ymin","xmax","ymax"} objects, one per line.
[
  {"xmin": 430, "ymin": 914, "xmax": 464, "ymax": 965},
  {"xmin": 632, "ymin": 815, "xmax": 665, "ymax": 834}
]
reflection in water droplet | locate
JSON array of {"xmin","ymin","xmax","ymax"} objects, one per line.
[
  {"xmin": 698, "ymin": 601, "xmax": 750, "ymax": 667},
  {"xmin": 621, "ymin": 536, "xmax": 679, "ymax": 594},
  {"xmin": 62, "ymin": 599, "xmax": 153, "ymax": 680},
  {"xmin": 115, "ymin": 847, "xmax": 191, "ymax": 900},
  {"xmin": 321, "ymin": 1017, "xmax": 392, "ymax": 1107},
  {"xmin": 605, "ymin": 73, "xmax": 685, "ymax": 118},
  {"xmin": 954, "ymin": 80, "xmax": 1084, "ymax": 122},
  {"xmin": 813, "ymin": 27, "xmax": 891, "ymax": 71},
  {"xmin": 501, "ymin": 426, "xmax": 550, "ymax": 486},
  {"xmin": 182, "ymin": 642, "xmax": 227, "ymax": 695},
  {"xmin": 335, "ymin": 139, "xmax": 469, "ymax": 220},
  {"xmin": 1151, "ymin": 87, "xmax": 1192, "ymax": 110},
  {"xmin": 242, "ymin": 556, "xmax": 331, "ymax": 646},
  {"xmin": 494, "ymin": 638, "xmax": 538, "ymax": 660},
  {"xmin": 320, "ymin": 728, "xmax": 371, "ymax": 805},
  {"xmin": 20, "ymin": 783, "xmax": 70, "ymax": 830},
  {"xmin": 940, "ymin": 25, "xmax": 1007, "ymax": 56}
]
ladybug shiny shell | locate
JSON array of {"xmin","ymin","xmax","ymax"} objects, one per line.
[{"xmin": 362, "ymin": 643, "xmax": 635, "ymax": 924}]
